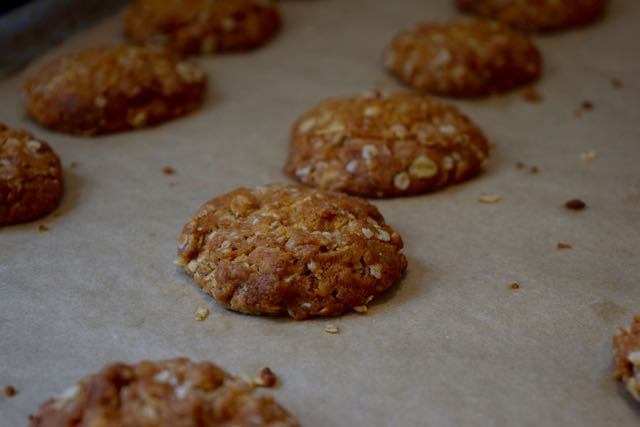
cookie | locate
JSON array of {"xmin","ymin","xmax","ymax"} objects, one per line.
[
  {"xmin": 176, "ymin": 184, "xmax": 407, "ymax": 320},
  {"xmin": 0, "ymin": 124, "xmax": 63, "ymax": 225},
  {"xmin": 613, "ymin": 315, "xmax": 640, "ymax": 401},
  {"xmin": 25, "ymin": 45, "xmax": 206, "ymax": 135},
  {"xmin": 284, "ymin": 92, "xmax": 490, "ymax": 197},
  {"xmin": 30, "ymin": 358, "xmax": 299, "ymax": 427},
  {"xmin": 457, "ymin": 0, "xmax": 607, "ymax": 32},
  {"xmin": 125, "ymin": 0, "xmax": 281, "ymax": 54},
  {"xmin": 383, "ymin": 19, "xmax": 542, "ymax": 97}
]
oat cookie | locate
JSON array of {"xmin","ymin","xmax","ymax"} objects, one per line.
[
  {"xmin": 30, "ymin": 358, "xmax": 299, "ymax": 427},
  {"xmin": 285, "ymin": 92, "xmax": 490, "ymax": 197},
  {"xmin": 383, "ymin": 19, "xmax": 541, "ymax": 97},
  {"xmin": 125, "ymin": 0, "xmax": 281, "ymax": 54},
  {"xmin": 613, "ymin": 316, "xmax": 640, "ymax": 401},
  {"xmin": 25, "ymin": 46, "xmax": 206, "ymax": 135},
  {"xmin": 0, "ymin": 124, "xmax": 63, "ymax": 225},
  {"xmin": 457, "ymin": 0, "xmax": 607, "ymax": 32},
  {"xmin": 176, "ymin": 184, "xmax": 407, "ymax": 319}
]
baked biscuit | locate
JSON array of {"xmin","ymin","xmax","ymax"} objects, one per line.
[
  {"xmin": 0, "ymin": 124, "xmax": 63, "ymax": 225},
  {"xmin": 457, "ymin": 0, "xmax": 607, "ymax": 32},
  {"xmin": 125, "ymin": 0, "xmax": 281, "ymax": 54},
  {"xmin": 176, "ymin": 184, "xmax": 407, "ymax": 319},
  {"xmin": 25, "ymin": 46, "xmax": 206, "ymax": 135},
  {"xmin": 383, "ymin": 19, "xmax": 541, "ymax": 97},
  {"xmin": 30, "ymin": 358, "xmax": 299, "ymax": 427},
  {"xmin": 285, "ymin": 92, "xmax": 490, "ymax": 197},
  {"xmin": 613, "ymin": 315, "xmax": 640, "ymax": 401}
]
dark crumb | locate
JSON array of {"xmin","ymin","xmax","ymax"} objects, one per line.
[
  {"xmin": 529, "ymin": 166, "xmax": 539, "ymax": 174},
  {"xmin": 516, "ymin": 161, "xmax": 526, "ymax": 169},
  {"xmin": 565, "ymin": 199, "xmax": 586, "ymax": 210},
  {"xmin": 168, "ymin": 182, "xmax": 176, "ymax": 187},
  {"xmin": 259, "ymin": 367, "xmax": 277, "ymax": 388},
  {"xmin": 69, "ymin": 161, "xmax": 78, "ymax": 169},
  {"xmin": 38, "ymin": 224, "xmax": 49, "ymax": 232},
  {"xmin": 162, "ymin": 166, "xmax": 175, "ymax": 176},
  {"xmin": 52, "ymin": 211, "xmax": 62, "ymax": 218},
  {"xmin": 581, "ymin": 100, "xmax": 594, "ymax": 111},
  {"xmin": 523, "ymin": 87, "xmax": 542, "ymax": 103},
  {"xmin": 509, "ymin": 282, "xmax": 520, "ymax": 290},
  {"xmin": 611, "ymin": 78, "xmax": 622, "ymax": 89},
  {"xmin": 557, "ymin": 242, "xmax": 573, "ymax": 250},
  {"xmin": 5, "ymin": 385, "xmax": 17, "ymax": 397}
]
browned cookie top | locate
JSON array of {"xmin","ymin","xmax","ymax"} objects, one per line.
[
  {"xmin": 383, "ymin": 19, "xmax": 541, "ymax": 97},
  {"xmin": 285, "ymin": 92, "xmax": 490, "ymax": 198},
  {"xmin": 30, "ymin": 358, "xmax": 299, "ymax": 427},
  {"xmin": 125, "ymin": 0, "xmax": 281, "ymax": 54},
  {"xmin": 176, "ymin": 184, "xmax": 407, "ymax": 320},
  {"xmin": 25, "ymin": 46, "xmax": 207, "ymax": 135},
  {"xmin": 613, "ymin": 316, "xmax": 640, "ymax": 401},
  {"xmin": 0, "ymin": 124, "xmax": 63, "ymax": 225},
  {"xmin": 457, "ymin": 0, "xmax": 607, "ymax": 32}
]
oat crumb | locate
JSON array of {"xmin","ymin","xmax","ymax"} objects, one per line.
[
  {"xmin": 162, "ymin": 166, "xmax": 176, "ymax": 176},
  {"xmin": 38, "ymin": 224, "xmax": 49, "ymax": 232},
  {"xmin": 516, "ymin": 161, "xmax": 526, "ymax": 169},
  {"xmin": 4, "ymin": 386, "xmax": 17, "ymax": 397},
  {"xmin": 565, "ymin": 199, "xmax": 586, "ymax": 210},
  {"xmin": 611, "ymin": 78, "xmax": 622, "ymax": 89},
  {"xmin": 580, "ymin": 150, "xmax": 597, "ymax": 163},
  {"xmin": 581, "ymin": 100, "xmax": 594, "ymax": 111},
  {"xmin": 69, "ymin": 161, "xmax": 78, "ymax": 169},
  {"xmin": 257, "ymin": 367, "xmax": 277, "ymax": 388},
  {"xmin": 557, "ymin": 242, "xmax": 573, "ymax": 250},
  {"xmin": 194, "ymin": 306, "xmax": 209, "ymax": 321},
  {"xmin": 529, "ymin": 166, "xmax": 539, "ymax": 174},
  {"xmin": 324, "ymin": 324, "xmax": 340, "ymax": 334},
  {"xmin": 479, "ymin": 193, "xmax": 501, "ymax": 203},
  {"xmin": 509, "ymin": 282, "xmax": 520, "ymax": 290},
  {"xmin": 353, "ymin": 305, "xmax": 368, "ymax": 314},
  {"xmin": 523, "ymin": 87, "xmax": 542, "ymax": 103}
]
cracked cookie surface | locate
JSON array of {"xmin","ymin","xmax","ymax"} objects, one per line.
[
  {"xmin": 125, "ymin": 0, "xmax": 281, "ymax": 54},
  {"xmin": 613, "ymin": 316, "xmax": 640, "ymax": 401},
  {"xmin": 457, "ymin": 0, "xmax": 607, "ymax": 32},
  {"xmin": 383, "ymin": 19, "xmax": 541, "ymax": 97},
  {"xmin": 25, "ymin": 45, "xmax": 206, "ymax": 135},
  {"xmin": 285, "ymin": 92, "xmax": 490, "ymax": 197},
  {"xmin": 0, "ymin": 124, "xmax": 63, "ymax": 225},
  {"xmin": 176, "ymin": 184, "xmax": 407, "ymax": 319},
  {"xmin": 30, "ymin": 358, "xmax": 299, "ymax": 427}
]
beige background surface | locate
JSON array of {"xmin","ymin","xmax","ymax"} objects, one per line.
[{"xmin": 1, "ymin": 0, "xmax": 640, "ymax": 425}]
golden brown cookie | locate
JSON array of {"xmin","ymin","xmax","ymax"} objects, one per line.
[
  {"xmin": 25, "ymin": 46, "xmax": 207, "ymax": 135},
  {"xmin": 613, "ymin": 315, "xmax": 640, "ymax": 401},
  {"xmin": 30, "ymin": 358, "xmax": 299, "ymax": 427},
  {"xmin": 125, "ymin": 0, "xmax": 281, "ymax": 54},
  {"xmin": 457, "ymin": 0, "xmax": 607, "ymax": 32},
  {"xmin": 0, "ymin": 124, "xmax": 63, "ymax": 225},
  {"xmin": 176, "ymin": 184, "xmax": 407, "ymax": 320},
  {"xmin": 383, "ymin": 19, "xmax": 542, "ymax": 97},
  {"xmin": 284, "ymin": 92, "xmax": 490, "ymax": 197}
]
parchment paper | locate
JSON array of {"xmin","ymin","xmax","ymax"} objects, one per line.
[{"xmin": 1, "ymin": 1, "xmax": 640, "ymax": 425}]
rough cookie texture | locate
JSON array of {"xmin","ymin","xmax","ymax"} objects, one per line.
[
  {"xmin": 284, "ymin": 92, "xmax": 490, "ymax": 197},
  {"xmin": 125, "ymin": 0, "xmax": 281, "ymax": 54},
  {"xmin": 25, "ymin": 46, "xmax": 206, "ymax": 135},
  {"xmin": 613, "ymin": 316, "xmax": 640, "ymax": 401},
  {"xmin": 176, "ymin": 184, "xmax": 407, "ymax": 319},
  {"xmin": 383, "ymin": 19, "xmax": 541, "ymax": 97},
  {"xmin": 30, "ymin": 358, "xmax": 299, "ymax": 427},
  {"xmin": 0, "ymin": 124, "xmax": 63, "ymax": 225},
  {"xmin": 457, "ymin": 0, "xmax": 607, "ymax": 32}
]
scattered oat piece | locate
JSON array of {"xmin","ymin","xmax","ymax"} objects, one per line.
[
  {"xmin": 523, "ymin": 87, "xmax": 542, "ymax": 103},
  {"xmin": 38, "ymin": 224, "xmax": 49, "ymax": 232},
  {"xmin": 162, "ymin": 166, "xmax": 176, "ymax": 176},
  {"xmin": 353, "ymin": 305, "xmax": 368, "ymax": 313},
  {"xmin": 479, "ymin": 193, "xmax": 501, "ymax": 203},
  {"xmin": 565, "ymin": 199, "xmax": 586, "ymax": 210},
  {"xmin": 611, "ymin": 78, "xmax": 622, "ymax": 89},
  {"xmin": 257, "ymin": 367, "xmax": 277, "ymax": 388},
  {"xmin": 529, "ymin": 166, "xmax": 539, "ymax": 174},
  {"xmin": 581, "ymin": 100, "xmax": 594, "ymax": 111},
  {"xmin": 516, "ymin": 161, "xmax": 526, "ymax": 169},
  {"xmin": 509, "ymin": 282, "xmax": 520, "ymax": 290},
  {"xmin": 194, "ymin": 306, "xmax": 209, "ymax": 321},
  {"xmin": 580, "ymin": 150, "xmax": 597, "ymax": 163},
  {"xmin": 557, "ymin": 243, "xmax": 573, "ymax": 250},
  {"xmin": 4, "ymin": 386, "xmax": 17, "ymax": 397},
  {"xmin": 69, "ymin": 161, "xmax": 78, "ymax": 169},
  {"xmin": 324, "ymin": 324, "xmax": 340, "ymax": 334}
]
